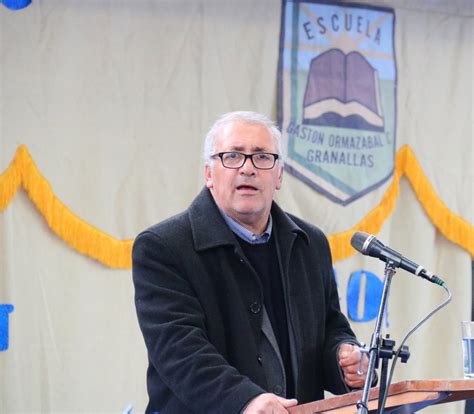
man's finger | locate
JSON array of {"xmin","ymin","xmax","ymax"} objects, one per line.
[{"xmin": 276, "ymin": 396, "xmax": 298, "ymax": 408}]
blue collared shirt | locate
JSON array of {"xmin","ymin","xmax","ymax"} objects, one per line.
[{"xmin": 220, "ymin": 211, "xmax": 272, "ymax": 244}]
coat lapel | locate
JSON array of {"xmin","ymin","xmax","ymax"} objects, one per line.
[{"xmin": 188, "ymin": 187, "xmax": 237, "ymax": 251}]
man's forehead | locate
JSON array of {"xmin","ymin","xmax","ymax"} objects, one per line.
[{"xmin": 216, "ymin": 122, "xmax": 275, "ymax": 150}]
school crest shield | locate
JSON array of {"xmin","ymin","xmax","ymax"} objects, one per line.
[{"xmin": 278, "ymin": 0, "xmax": 397, "ymax": 205}]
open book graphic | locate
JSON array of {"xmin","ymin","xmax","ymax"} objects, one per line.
[{"xmin": 303, "ymin": 49, "xmax": 384, "ymax": 132}]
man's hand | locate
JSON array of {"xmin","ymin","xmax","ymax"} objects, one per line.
[
  {"xmin": 243, "ymin": 393, "xmax": 298, "ymax": 414},
  {"xmin": 338, "ymin": 343, "xmax": 368, "ymax": 389}
]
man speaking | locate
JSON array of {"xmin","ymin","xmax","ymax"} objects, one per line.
[{"xmin": 132, "ymin": 111, "xmax": 368, "ymax": 413}]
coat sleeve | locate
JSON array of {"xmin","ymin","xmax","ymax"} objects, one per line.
[
  {"xmin": 132, "ymin": 230, "xmax": 265, "ymax": 413},
  {"xmin": 317, "ymin": 232, "xmax": 361, "ymax": 395}
]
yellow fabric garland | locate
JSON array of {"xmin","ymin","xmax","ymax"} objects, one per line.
[
  {"xmin": 0, "ymin": 144, "xmax": 472, "ymax": 268},
  {"xmin": 0, "ymin": 145, "xmax": 133, "ymax": 269},
  {"xmin": 328, "ymin": 146, "xmax": 473, "ymax": 261}
]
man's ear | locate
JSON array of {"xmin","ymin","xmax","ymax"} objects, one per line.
[
  {"xmin": 276, "ymin": 166, "xmax": 283, "ymax": 190},
  {"xmin": 204, "ymin": 164, "xmax": 213, "ymax": 189}
]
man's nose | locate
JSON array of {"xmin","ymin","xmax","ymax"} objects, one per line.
[{"xmin": 239, "ymin": 156, "xmax": 256, "ymax": 174}]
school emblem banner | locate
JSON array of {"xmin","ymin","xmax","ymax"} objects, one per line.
[{"xmin": 278, "ymin": 1, "xmax": 397, "ymax": 204}]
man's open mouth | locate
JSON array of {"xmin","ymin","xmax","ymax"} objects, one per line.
[{"xmin": 236, "ymin": 185, "xmax": 258, "ymax": 191}]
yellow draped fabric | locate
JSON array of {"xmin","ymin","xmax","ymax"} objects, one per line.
[
  {"xmin": 0, "ymin": 145, "xmax": 472, "ymax": 268},
  {"xmin": 0, "ymin": 145, "xmax": 132, "ymax": 269}
]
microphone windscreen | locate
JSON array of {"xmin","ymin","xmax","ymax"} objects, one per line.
[{"xmin": 350, "ymin": 231, "xmax": 371, "ymax": 253}]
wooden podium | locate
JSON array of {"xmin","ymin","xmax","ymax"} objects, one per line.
[{"xmin": 288, "ymin": 380, "xmax": 474, "ymax": 413}]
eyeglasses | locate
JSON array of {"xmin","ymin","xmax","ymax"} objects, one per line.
[{"xmin": 211, "ymin": 152, "xmax": 279, "ymax": 170}]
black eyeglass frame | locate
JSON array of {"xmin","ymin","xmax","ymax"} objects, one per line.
[{"xmin": 211, "ymin": 152, "xmax": 280, "ymax": 170}]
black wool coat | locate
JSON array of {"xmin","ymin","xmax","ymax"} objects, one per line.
[{"xmin": 132, "ymin": 188, "xmax": 357, "ymax": 413}]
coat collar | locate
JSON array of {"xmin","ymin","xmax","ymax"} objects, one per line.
[{"xmin": 188, "ymin": 187, "xmax": 309, "ymax": 251}]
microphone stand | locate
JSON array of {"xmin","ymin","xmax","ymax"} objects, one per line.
[{"xmin": 356, "ymin": 260, "xmax": 397, "ymax": 414}]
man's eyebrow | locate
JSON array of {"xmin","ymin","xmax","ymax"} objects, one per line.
[{"xmin": 228, "ymin": 145, "xmax": 267, "ymax": 152}]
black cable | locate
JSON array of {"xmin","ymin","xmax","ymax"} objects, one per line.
[{"xmin": 379, "ymin": 281, "xmax": 452, "ymax": 414}]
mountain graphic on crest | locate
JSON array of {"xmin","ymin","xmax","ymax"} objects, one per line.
[{"xmin": 303, "ymin": 48, "xmax": 385, "ymax": 132}]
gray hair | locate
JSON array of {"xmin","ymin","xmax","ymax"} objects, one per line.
[{"xmin": 203, "ymin": 111, "xmax": 284, "ymax": 166}]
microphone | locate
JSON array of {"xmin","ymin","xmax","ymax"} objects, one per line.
[{"xmin": 350, "ymin": 231, "xmax": 445, "ymax": 286}]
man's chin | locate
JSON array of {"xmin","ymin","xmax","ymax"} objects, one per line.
[
  {"xmin": 232, "ymin": 202, "xmax": 262, "ymax": 216},
  {"xmin": 231, "ymin": 205, "xmax": 268, "ymax": 222}
]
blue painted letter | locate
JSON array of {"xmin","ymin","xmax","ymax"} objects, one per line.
[
  {"xmin": 347, "ymin": 270, "xmax": 383, "ymax": 322},
  {"xmin": 0, "ymin": 304, "xmax": 14, "ymax": 351}
]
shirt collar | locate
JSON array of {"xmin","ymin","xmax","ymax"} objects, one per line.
[{"xmin": 220, "ymin": 211, "xmax": 272, "ymax": 244}]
